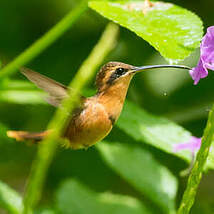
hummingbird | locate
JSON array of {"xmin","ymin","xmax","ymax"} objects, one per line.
[{"xmin": 7, "ymin": 62, "xmax": 191, "ymax": 149}]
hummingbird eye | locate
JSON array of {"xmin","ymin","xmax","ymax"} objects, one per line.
[
  {"xmin": 107, "ymin": 67, "xmax": 127, "ymax": 85},
  {"xmin": 115, "ymin": 67, "xmax": 126, "ymax": 77}
]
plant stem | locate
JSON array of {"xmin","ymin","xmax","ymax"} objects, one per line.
[
  {"xmin": 177, "ymin": 104, "xmax": 214, "ymax": 214},
  {"xmin": 22, "ymin": 23, "xmax": 119, "ymax": 214},
  {"xmin": 0, "ymin": 0, "xmax": 88, "ymax": 79}
]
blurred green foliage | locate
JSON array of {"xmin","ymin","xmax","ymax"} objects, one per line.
[
  {"xmin": 97, "ymin": 141, "xmax": 177, "ymax": 212},
  {"xmin": 1, "ymin": 0, "xmax": 214, "ymax": 214},
  {"xmin": 56, "ymin": 179, "xmax": 150, "ymax": 214},
  {"xmin": 0, "ymin": 181, "xmax": 23, "ymax": 214}
]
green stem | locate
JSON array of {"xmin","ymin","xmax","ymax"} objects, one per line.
[
  {"xmin": 177, "ymin": 104, "xmax": 214, "ymax": 214},
  {"xmin": 22, "ymin": 23, "xmax": 119, "ymax": 214},
  {"xmin": 0, "ymin": 0, "xmax": 88, "ymax": 79}
]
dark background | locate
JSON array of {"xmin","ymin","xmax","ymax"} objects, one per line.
[{"xmin": 0, "ymin": 0, "xmax": 214, "ymax": 213}]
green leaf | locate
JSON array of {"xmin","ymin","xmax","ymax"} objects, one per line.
[
  {"xmin": 97, "ymin": 141, "xmax": 177, "ymax": 213},
  {"xmin": 115, "ymin": 101, "xmax": 214, "ymax": 169},
  {"xmin": 0, "ymin": 180, "xmax": 23, "ymax": 214},
  {"xmin": 0, "ymin": 90, "xmax": 46, "ymax": 104},
  {"xmin": 117, "ymin": 101, "xmax": 193, "ymax": 160},
  {"xmin": 56, "ymin": 179, "xmax": 151, "ymax": 214},
  {"xmin": 1, "ymin": 79, "xmax": 38, "ymax": 90},
  {"xmin": 89, "ymin": 1, "xmax": 203, "ymax": 62},
  {"xmin": 0, "ymin": 80, "xmax": 46, "ymax": 104}
]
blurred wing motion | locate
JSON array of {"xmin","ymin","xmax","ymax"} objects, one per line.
[
  {"xmin": 21, "ymin": 67, "xmax": 84, "ymax": 107},
  {"xmin": 7, "ymin": 68, "xmax": 86, "ymax": 143},
  {"xmin": 21, "ymin": 67, "xmax": 68, "ymax": 106}
]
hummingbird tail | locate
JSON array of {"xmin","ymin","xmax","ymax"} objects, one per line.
[{"xmin": 7, "ymin": 130, "xmax": 50, "ymax": 142}]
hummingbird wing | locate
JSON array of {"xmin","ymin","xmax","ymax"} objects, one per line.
[{"xmin": 20, "ymin": 67, "xmax": 85, "ymax": 107}]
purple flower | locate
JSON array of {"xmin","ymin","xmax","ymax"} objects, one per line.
[
  {"xmin": 173, "ymin": 136, "xmax": 201, "ymax": 153},
  {"xmin": 190, "ymin": 26, "xmax": 214, "ymax": 85}
]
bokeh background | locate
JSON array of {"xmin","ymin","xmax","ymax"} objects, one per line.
[{"xmin": 1, "ymin": 0, "xmax": 214, "ymax": 213}]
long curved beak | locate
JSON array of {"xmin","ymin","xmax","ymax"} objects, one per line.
[{"xmin": 133, "ymin": 64, "xmax": 191, "ymax": 73}]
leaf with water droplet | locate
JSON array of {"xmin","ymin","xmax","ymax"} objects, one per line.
[{"xmin": 89, "ymin": 1, "xmax": 203, "ymax": 63}]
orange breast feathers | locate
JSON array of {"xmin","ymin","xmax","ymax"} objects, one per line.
[{"xmin": 64, "ymin": 97, "xmax": 113, "ymax": 150}]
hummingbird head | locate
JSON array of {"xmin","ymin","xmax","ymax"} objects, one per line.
[
  {"xmin": 96, "ymin": 62, "xmax": 136, "ymax": 92},
  {"xmin": 96, "ymin": 61, "xmax": 191, "ymax": 93}
]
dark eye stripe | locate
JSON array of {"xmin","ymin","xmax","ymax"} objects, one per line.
[{"xmin": 107, "ymin": 67, "xmax": 127, "ymax": 85}]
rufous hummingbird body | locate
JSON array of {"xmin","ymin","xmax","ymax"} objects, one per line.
[{"xmin": 7, "ymin": 62, "xmax": 190, "ymax": 149}]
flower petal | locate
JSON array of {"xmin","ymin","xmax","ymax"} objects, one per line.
[
  {"xmin": 190, "ymin": 26, "xmax": 214, "ymax": 84},
  {"xmin": 173, "ymin": 136, "xmax": 201, "ymax": 153},
  {"xmin": 190, "ymin": 58, "xmax": 208, "ymax": 85},
  {"xmin": 201, "ymin": 26, "xmax": 214, "ymax": 70}
]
